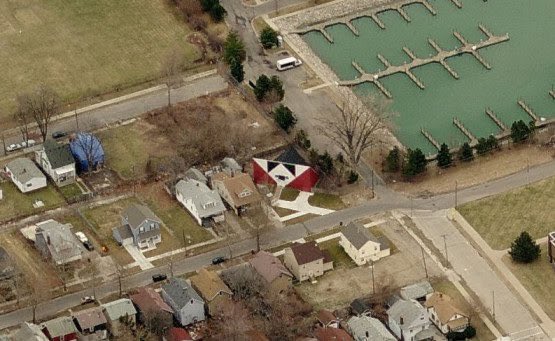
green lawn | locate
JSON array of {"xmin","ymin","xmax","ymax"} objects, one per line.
[
  {"xmin": 308, "ymin": 193, "xmax": 346, "ymax": 210},
  {"xmin": 458, "ymin": 176, "xmax": 555, "ymax": 250},
  {"xmin": 58, "ymin": 182, "xmax": 83, "ymax": 200},
  {"xmin": 0, "ymin": 0, "xmax": 199, "ymax": 124},
  {"xmin": 280, "ymin": 187, "xmax": 300, "ymax": 201},
  {"xmin": 318, "ymin": 238, "xmax": 355, "ymax": 269},
  {"xmin": 503, "ymin": 244, "xmax": 555, "ymax": 320},
  {"xmin": 0, "ymin": 181, "xmax": 65, "ymax": 222}
]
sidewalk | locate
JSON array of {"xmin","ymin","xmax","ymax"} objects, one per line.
[{"xmin": 274, "ymin": 191, "xmax": 334, "ymax": 222}]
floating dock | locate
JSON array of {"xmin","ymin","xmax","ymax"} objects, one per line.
[
  {"xmin": 518, "ymin": 100, "xmax": 539, "ymax": 121},
  {"xmin": 485, "ymin": 108, "xmax": 507, "ymax": 131},
  {"xmin": 453, "ymin": 117, "xmax": 477, "ymax": 144},
  {"xmin": 451, "ymin": 0, "xmax": 462, "ymax": 9},
  {"xmin": 339, "ymin": 28, "xmax": 509, "ymax": 97},
  {"xmin": 421, "ymin": 128, "xmax": 441, "ymax": 150}
]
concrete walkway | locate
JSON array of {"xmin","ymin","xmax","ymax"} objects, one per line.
[
  {"xmin": 123, "ymin": 245, "xmax": 153, "ymax": 270},
  {"xmin": 274, "ymin": 191, "xmax": 334, "ymax": 222}
]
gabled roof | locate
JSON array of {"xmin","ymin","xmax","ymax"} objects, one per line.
[
  {"xmin": 35, "ymin": 220, "xmax": 83, "ymax": 263},
  {"xmin": 166, "ymin": 327, "xmax": 193, "ymax": 341},
  {"xmin": 249, "ymin": 251, "xmax": 292, "ymax": 284},
  {"xmin": 314, "ymin": 327, "xmax": 352, "ymax": 341},
  {"xmin": 221, "ymin": 157, "xmax": 242, "ymax": 172},
  {"xmin": 211, "ymin": 172, "xmax": 261, "ymax": 207},
  {"xmin": 184, "ymin": 168, "xmax": 208, "ymax": 184},
  {"xmin": 190, "ymin": 268, "xmax": 232, "ymax": 301},
  {"xmin": 341, "ymin": 222, "xmax": 380, "ymax": 250},
  {"xmin": 6, "ymin": 158, "xmax": 45, "ymax": 184},
  {"xmin": 347, "ymin": 315, "xmax": 395, "ymax": 341},
  {"xmin": 162, "ymin": 278, "xmax": 203, "ymax": 309},
  {"xmin": 123, "ymin": 204, "xmax": 161, "ymax": 229},
  {"xmin": 15, "ymin": 322, "xmax": 49, "ymax": 341},
  {"xmin": 317, "ymin": 309, "xmax": 338, "ymax": 326},
  {"xmin": 102, "ymin": 298, "xmax": 137, "ymax": 321},
  {"xmin": 387, "ymin": 299, "xmax": 428, "ymax": 328},
  {"xmin": 400, "ymin": 281, "xmax": 434, "ymax": 301},
  {"xmin": 41, "ymin": 316, "xmax": 76, "ymax": 338},
  {"xmin": 175, "ymin": 179, "xmax": 226, "ymax": 218},
  {"xmin": 275, "ymin": 146, "xmax": 308, "ymax": 166},
  {"xmin": 425, "ymin": 292, "xmax": 468, "ymax": 324},
  {"xmin": 73, "ymin": 306, "xmax": 107, "ymax": 330},
  {"xmin": 130, "ymin": 287, "xmax": 173, "ymax": 315},
  {"xmin": 43, "ymin": 140, "xmax": 74, "ymax": 169},
  {"xmin": 289, "ymin": 241, "xmax": 326, "ymax": 265}
]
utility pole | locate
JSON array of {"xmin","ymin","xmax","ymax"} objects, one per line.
[
  {"xmin": 454, "ymin": 180, "xmax": 458, "ymax": 207},
  {"xmin": 74, "ymin": 108, "xmax": 79, "ymax": 130},
  {"xmin": 441, "ymin": 234, "xmax": 449, "ymax": 263},
  {"xmin": 1, "ymin": 134, "xmax": 6, "ymax": 154},
  {"xmin": 421, "ymin": 246, "xmax": 428, "ymax": 278},
  {"xmin": 371, "ymin": 169, "xmax": 375, "ymax": 194},
  {"xmin": 370, "ymin": 260, "xmax": 375, "ymax": 294},
  {"xmin": 410, "ymin": 195, "xmax": 414, "ymax": 217},
  {"xmin": 492, "ymin": 290, "xmax": 496, "ymax": 321}
]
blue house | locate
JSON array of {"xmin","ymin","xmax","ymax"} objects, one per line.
[{"xmin": 69, "ymin": 132, "xmax": 105, "ymax": 173}]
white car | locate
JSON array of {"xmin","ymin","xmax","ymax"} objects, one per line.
[
  {"xmin": 21, "ymin": 139, "xmax": 36, "ymax": 148},
  {"xmin": 75, "ymin": 231, "xmax": 89, "ymax": 243},
  {"xmin": 6, "ymin": 139, "xmax": 36, "ymax": 152}
]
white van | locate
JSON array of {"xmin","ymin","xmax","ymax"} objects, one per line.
[{"xmin": 276, "ymin": 57, "xmax": 302, "ymax": 71}]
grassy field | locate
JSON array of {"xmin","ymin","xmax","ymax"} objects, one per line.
[
  {"xmin": 458, "ymin": 176, "xmax": 555, "ymax": 250},
  {"xmin": 318, "ymin": 238, "xmax": 355, "ymax": 269},
  {"xmin": 0, "ymin": 181, "xmax": 65, "ymax": 222},
  {"xmin": 503, "ymin": 244, "xmax": 555, "ymax": 320},
  {"xmin": 0, "ymin": 0, "xmax": 199, "ymax": 124},
  {"xmin": 308, "ymin": 193, "xmax": 345, "ymax": 210},
  {"xmin": 58, "ymin": 182, "xmax": 83, "ymax": 200}
]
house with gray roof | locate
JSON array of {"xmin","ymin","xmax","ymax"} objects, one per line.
[
  {"xmin": 161, "ymin": 278, "xmax": 205, "ymax": 326},
  {"xmin": 175, "ymin": 179, "xmax": 226, "ymax": 226},
  {"xmin": 35, "ymin": 220, "xmax": 83, "ymax": 265},
  {"xmin": 40, "ymin": 316, "xmax": 78, "ymax": 341},
  {"xmin": 184, "ymin": 167, "xmax": 208, "ymax": 185},
  {"xmin": 387, "ymin": 298, "xmax": 431, "ymax": 341},
  {"xmin": 35, "ymin": 140, "xmax": 76, "ymax": 187},
  {"xmin": 101, "ymin": 298, "xmax": 137, "ymax": 337},
  {"xmin": 5, "ymin": 158, "xmax": 46, "ymax": 193},
  {"xmin": 400, "ymin": 281, "xmax": 434, "ymax": 302},
  {"xmin": 72, "ymin": 306, "xmax": 108, "ymax": 339},
  {"xmin": 347, "ymin": 315, "xmax": 396, "ymax": 341},
  {"xmin": 113, "ymin": 204, "xmax": 162, "ymax": 250},
  {"xmin": 339, "ymin": 222, "xmax": 390, "ymax": 266},
  {"xmin": 221, "ymin": 157, "xmax": 242, "ymax": 176}
]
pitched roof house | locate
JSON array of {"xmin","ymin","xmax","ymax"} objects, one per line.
[
  {"xmin": 40, "ymin": 316, "xmax": 78, "ymax": 341},
  {"xmin": 72, "ymin": 306, "xmax": 108, "ymax": 338},
  {"xmin": 35, "ymin": 220, "xmax": 83, "ymax": 265},
  {"xmin": 35, "ymin": 140, "xmax": 76, "ymax": 187},
  {"xmin": 184, "ymin": 167, "xmax": 208, "ymax": 185},
  {"xmin": 190, "ymin": 268, "xmax": 232, "ymax": 316},
  {"xmin": 113, "ymin": 204, "xmax": 162, "ymax": 250},
  {"xmin": 317, "ymin": 309, "xmax": 340, "ymax": 329},
  {"xmin": 425, "ymin": 292, "xmax": 470, "ymax": 334},
  {"xmin": 339, "ymin": 222, "xmax": 390, "ymax": 266},
  {"xmin": 314, "ymin": 327, "xmax": 353, "ymax": 341},
  {"xmin": 5, "ymin": 158, "xmax": 47, "ymax": 193},
  {"xmin": 211, "ymin": 172, "xmax": 261, "ymax": 215},
  {"xmin": 283, "ymin": 241, "xmax": 333, "ymax": 282},
  {"xmin": 400, "ymin": 281, "xmax": 434, "ymax": 302},
  {"xmin": 347, "ymin": 315, "xmax": 395, "ymax": 341},
  {"xmin": 221, "ymin": 157, "xmax": 242, "ymax": 176},
  {"xmin": 165, "ymin": 327, "xmax": 193, "ymax": 341},
  {"xmin": 249, "ymin": 251, "xmax": 293, "ymax": 294},
  {"xmin": 130, "ymin": 287, "xmax": 173, "ymax": 325},
  {"xmin": 253, "ymin": 146, "xmax": 319, "ymax": 192},
  {"xmin": 101, "ymin": 298, "xmax": 137, "ymax": 337},
  {"xmin": 387, "ymin": 299, "xmax": 431, "ymax": 341},
  {"xmin": 14, "ymin": 322, "xmax": 49, "ymax": 341},
  {"xmin": 161, "ymin": 278, "xmax": 205, "ymax": 326},
  {"xmin": 175, "ymin": 179, "xmax": 226, "ymax": 226}
]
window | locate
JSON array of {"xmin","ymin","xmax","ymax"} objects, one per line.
[{"xmin": 140, "ymin": 227, "xmax": 144, "ymax": 232}]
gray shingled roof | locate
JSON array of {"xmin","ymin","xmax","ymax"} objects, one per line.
[
  {"xmin": 41, "ymin": 316, "xmax": 76, "ymax": 338},
  {"xmin": 341, "ymin": 222, "xmax": 380, "ymax": 250},
  {"xmin": 6, "ymin": 158, "xmax": 45, "ymax": 184},
  {"xmin": 102, "ymin": 298, "xmax": 137, "ymax": 321},
  {"xmin": 123, "ymin": 204, "xmax": 161, "ymax": 229},
  {"xmin": 35, "ymin": 220, "xmax": 83, "ymax": 264},
  {"xmin": 175, "ymin": 179, "xmax": 225, "ymax": 219},
  {"xmin": 43, "ymin": 140, "xmax": 74, "ymax": 169},
  {"xmin": 162, "ymin": 278, "xmax": 203, "ymax": 309},
  {"xmin": 221, "ymin": 157, "xmax": 242, "ymax": 172},
  {"xmin": 348, "ymin": 315, "xmax": 396, "ymax": 341},
  {"xmin": 400, "ymin": 281, "xmax": 434, "ymax": 301},
  {"xmin": 184, "ymin": 168, "xmax": 208, "ymax": 184},
  {"xmin": 387, "ymin": 299, "xmax": 428, "ymax": 328}
]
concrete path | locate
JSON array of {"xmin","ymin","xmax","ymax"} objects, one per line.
[
  {"xmin": 275, "ymin": 191, "xmax": 335, "ymax": 220},
  {"xmin": 123, "ymin": 245, "xmax": 153, "ymax": 271},
  {"xmin": 410, "ymin": 209, "xmax": 550, "ymax": 340}
]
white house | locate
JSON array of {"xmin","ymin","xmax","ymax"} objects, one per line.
[
  {"xmin": 5, "ymin": 158, "xmax": 47, "ymax": 193},
  {"xmin": 161, "ymin": 278, "xmax": 205, "ymax": 326},
  {"xmin": 175, "ymin": 179, "xmax": 225, "ymax": 226},
  {"xmin": 339, "ymin": 222, "xmax": 390, "ymax": 266},
  {"xmin": 387, "ymin": 299, "xmax": 432, "ymax": 341},
  {"xmin": 425, "ymin": 292, "xmax": 470, "ymax": 334},
  {"xmin": 35, "ymin": 140, "xmax": 76, "ymax": 187}
]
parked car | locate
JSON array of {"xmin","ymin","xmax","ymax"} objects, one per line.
[
  {"xmin": 83, "ymin": 241, "xmax": 94, "ymax": 251},
  {"xmin": 211, "ymin": 256, "xmax": 225, "ymax": 265},
  {"xmin": 152, "ymin": 274, "xmax": 167, "ymax": 282},
  {"xmin": 75, "ymin": 231, "xmax": 89, "ymax": 243},
  {"xmin": 21, "ymin": 139, "xmax": 36, "ymax": 148},
  {"xmin": 81, "ymin": 296, "xmax": 95, "ymax": 304},
  {"xmin": 52, "ymin": 131, "xmax": 68, "ymax": 139},
  {"xmin": 6, "ymin": 140, "xmax": 36, "ymax": 152}
]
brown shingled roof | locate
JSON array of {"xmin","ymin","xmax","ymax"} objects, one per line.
[
  {"xmin": 425, "ymin": 292, "xmax": 468, "ymax": 324},
  {"xmin": 317, "ymin": 309, "xmax": 338, "ymax": 326},
  {"xmin": 314, "ymin": 327, "xmax": 352, "ymax": 341},
  {"xmin": 190, "ymin": 269, "xmax": 232, "ymax": 302},
  {"xmin": 212, "ymin": 172, "xmax": 261, "ymax": 207},
  {"xmin": 130, "ymin": 287, "xmax": 172, "ymax": 315},
  {"xmin": 290, "ymin": 241, "xmax": 326, "ymax": 265},
  {"xmin": 73, "ymin": 306, "xmax": 107, "ymax": 331},
  {"xmin": 249, "ymin": 251, "xmax": 292, "ymax": 284}
]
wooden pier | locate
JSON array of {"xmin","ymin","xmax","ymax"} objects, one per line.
[
  {"xmin": 396, "ymin": 7, "xmax": 411, "ymax": 22},
  {"xmin": 453, "ymin": 117, "xmax": 477, "ymax": 143},
  {"xmin": 421, "ymin": 128, "xmax": 441, "ymax": 150},
  {"xmin": 518, "ymin": 100, "xmax": 539, "ymax": 121},
  {"xmin": 550, "ymin": 90, "xmax": 555, "ymax": 99},
  {"xmin": 485, "ymin": 108, "xmax": 507, "ymax": 131},
  {"xmin": 451, "ymin": 0, "xmax": 462, "ymax": 8},
  {"xmin": 340, "ymin": 28, "xmax": 509, "ymax": 97}
]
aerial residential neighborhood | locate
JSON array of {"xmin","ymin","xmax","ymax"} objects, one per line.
[{"xmin": 0, "ymin": 0, "xmax": 553, "ymax": 340}]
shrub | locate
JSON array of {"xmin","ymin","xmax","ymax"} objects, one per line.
[
  {"xmin": 318, "ymin": 151, "xmax": 334, "ymax": 175},
  {"xmin": 209, "ymin": 3, "xmax": 226, "ymax": 22},
  {"xmin": 273, "ymin": 105, "xmax": 296, "ymax": 132},
  {"xmin": 268, "ymin": 76, "xmax": 285, "ymax": 101},
  {"xmin": 254, "ymin": 75, "xmax": 284, "ymax": 103},
  {"xmin": 403, "ymin": 148, "xmax": 427, "ymax": 178},
  {"xmin": 475, "ymin": 137, "xmax": 489, "ymax": 155},
  {"xmin": 347, "ymin": 170, "xmax": 359, "ymax": 184},
  {"xmin": 509, "ymin": 231, "xmax": 541, "ymax": 263},
  {"xmin": 295, "ymin": 130, "xmax": 311, "ymax": 149},
  {"xmin": 224, "ymin": 31, "xmax": 246, "ymax": 65},
  {"xmin": 230, "ymin": 58, "xmax": 244, "ymax": 83},
  {"xmin": 254, "ymin": 75, "xmax": 271, "ymax": 101},
  {"xmin": 437, "ymin": 143, "xmax": 452, "ymax": 168},
  {"xmin": 385, "ymin": 147, "xmax": 400, "ymax": 172},
  {"xmin": 458, "ymin": 142, "xmax": 474, "ymax": 162},
  {"xmin": 260, "ymin": 26, "xmax": 279, "ymax": 49},
  {"xmin": 200, "ymin": 0, "xmax": 218, "ymax": 11}
]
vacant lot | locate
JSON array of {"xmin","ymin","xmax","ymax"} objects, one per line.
[
  {"xmin": 503, "ymin": 244, "xmax": 555, "ymax": 320},
  {"xmin": 318, "ymin": 238, "xmax": 355, "ymax": 269},
  {"xmin": 458, "ymin": 176, "xmax": 555, "ymax": 250},
  {"xmin": 308, "ymin": 193, "xmax": 345, "ymax": 210},
  {"xmin": 0, "ymin": 0, "xmax": 199, "ymax": 125},
  {"xmin": 0, "ymin": 181, "xmax": 65, "ymax": 222}
]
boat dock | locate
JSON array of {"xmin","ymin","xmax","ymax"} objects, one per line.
[
  {"xmin": 550, "ymin": 90, "xmax": 555, "ymax": 99},
  {"xmin": 420, "ymin": 128, "xmax": 441, "ymax": 150},
  {"xmin": 453, "ymin": 117, "xmax": 477, "ymax": 143},
  {"xmin": 518, "ymin": 100, "xmax": 539, "ymax": 121},
  {"xmin": 485, "ymin": 108, "xmax": 507, "ymax": 131},
  {"xmin": 339, "ymin": 28, "xmax": 509, "ymax": 97}
]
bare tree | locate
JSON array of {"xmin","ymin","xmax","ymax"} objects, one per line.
[
  {"xmin": 18, "ymin": 84, "xmax": 60, "ymax": 142},
  {"xmin": 210, "ymin": 300, "xmax": 252, "ymax": 340},
  {"xmin": 161, "ymin": 49, "xmax": 185, "ymax": 108},
  {"xmin": 14, "ymin": 97, "xmax": 33, "ymax": 143},
  {"xmin": 221, "ymin": 265, "xmax": 267, "ymax": 301},
  {"xmin": 318, "ymin": 94, "xmax": 394, "ymax": 169},
  {"xmin": 142, "ymin": 309, "xmax": 173, "ymax": 337},
  {"xmin": 29, "ymin": 282, "xmax": 50, "ymax": 323},
  {"xmin": 115, "ymin": 263, "xmax": 125, "ymax": 297},
  {"xmin": 245, "ymin": 202, "xmax": 272, "ymax": 252}
]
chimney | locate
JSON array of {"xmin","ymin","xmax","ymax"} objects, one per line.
[
  {"xmin": 365, "ymin": 331, "xmax": 369, "ymax": 338},
  {"xmin": 400, "ymin": 316, "xmax": 404, "ymax": 325},
  {"xmin": 47, "ymin": 235, "xmax": 51, "ymax": 245}
]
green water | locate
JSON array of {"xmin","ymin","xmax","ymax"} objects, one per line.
[{"xmin": 303, "ymin": 0, "xmax": 555, "ymax": 155}]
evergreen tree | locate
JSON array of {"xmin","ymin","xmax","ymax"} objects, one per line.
[
  {"xmin": 254, "ymin": 75, "xmax": 271, "ymax": 101},
  {"xmin": 260, "ymin": 26, "xmax": 279, "ymax": 49},
  {"xmin": 511, "ymin": 120, "xmax": 531, "ymax": 143},
  {"xmin": 436, "ymin": 143, "xmax": 452, "ymax": 168},
  {"xmin": 201, "ymin": 0, "xmax": 218, "ymax": 11},
  {"xmin": 385, "ymin": 147, "xmax": 400, "ymax": 172},
  {"xmin": 224, "ymin": 32, "xmax": 246, "ymax": 65},
  {"xmin": 229, "ymin": 58, "xmax": 244, "ymax": 83},
  {"xmin": 509, "ymin": 231, "xmax": 541, "ymax": 263},
  {"xmin": 318, "ymin": 151, "xmax": 334, "ymax": 174},
  {"xmin": 209, "ymin": 3, "xmax": 226, "ymax": 22},
  {"xmin": 475, "ymin": 137, "xmax": 489, "ymax": 155},
  {"xmin": 269, "ymin": 75, "xmax": 285, "ymax": 101},
  {"xmin": 273, "ymin": 104, "xmax": 296, "ymax": 132},
  {"xmin": 486, "ymin": 134, "xmax": 499, "ymax": 150},
  {"xmin": 403, "ymin": 148, "xmax": 427, "ymax": 177},
  {"xmin": 458, "ymin": 142, "xmax": 474, "ymax": 162}
]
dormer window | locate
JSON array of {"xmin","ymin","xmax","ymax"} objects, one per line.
[{"xmin": 238, "ymin": 188, "xmax": 252, "ymax": 198}]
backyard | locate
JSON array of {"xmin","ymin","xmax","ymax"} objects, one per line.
[
  {"xmin": 0, "ymin": 181, "xmax": 65, "ymax": 222},
  {"xmin": 0, "ymin": 0, "xmax": 199, "ymax": 126},
  {"xmin": 458, "ymin": 175, "xmax": 555, "ymax": 250}
]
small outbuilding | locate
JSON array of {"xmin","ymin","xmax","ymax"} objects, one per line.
[{"xmin": 5, "ymin": 158, "xmax": 47, "ymax": 193}]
